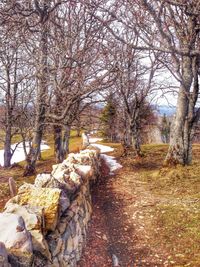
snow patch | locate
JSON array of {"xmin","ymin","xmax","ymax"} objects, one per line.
[
  {"xmin": 89, "ymin": 137, "xmax": 103, "ymax": 143},
  {"xmin": 101, "ymin": 154, "xmax": 122, "ymax": 175},
  {"xmin": 0, "ymin": 141, "xmax": 50, "ymax": 167},
  {"xmin": 88, "ymin": 136, "xmax": 122, "ymax": 174},
  {"xmin": 90, "ymin": 130, "xmax": 98, "ymax": 135},
  {"xmin": 91, "ymin": 144, "xmax": 114, "ymax": 153}
]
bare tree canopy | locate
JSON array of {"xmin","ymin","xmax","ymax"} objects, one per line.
[{"xmin": 0, "ymin": 0, "xmax": 200, "ymax": 172}]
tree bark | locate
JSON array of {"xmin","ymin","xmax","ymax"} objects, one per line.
[
  {"xmin": 54, "ymin": 124, "xmax": 71, "ymax": 163},
  {"xmin": 24, "ymin": 18, "xmax": 48, "ymax": 176},
  {"xmin": 54, "ymin": 125, "xmax": 63, "ymax": 163},
  {"xmin": 76, "ymin": 117, "xmax": 81, "ymax": 137},
  {"xmin": 4, "ymin": 125, "xmax": 12, "ymax": 168},
  {"xmin": 165, "ymin": 55, "xmax": 195, "ymax": 165},
  {"xmin": 62, "ymin": 125, "xmax": 71, "ymax": 160},
  {"xmin": 4, "ymin": 67, "xmax": 14, "ymax": 168},
  {"xmin": 130, "ymin": 121, "xmax": 142, "ymax": 157}
]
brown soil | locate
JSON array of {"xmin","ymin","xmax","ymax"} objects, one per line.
[{"xmin": 78, "ymin": 150, "xmax": 171, "ymax": 267}]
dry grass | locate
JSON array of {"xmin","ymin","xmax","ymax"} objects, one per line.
[
  {"xmin": 0, "ymin": 130, "xmax": 82, "ymax": 211},
  {"xmin": 123, "ymin": 143, "xmax": 200, "ymax": 266}
]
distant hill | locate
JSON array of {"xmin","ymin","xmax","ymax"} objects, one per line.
[{"xmin": 156, "ymin": 105, "xmax": 176, "ymax": 116}]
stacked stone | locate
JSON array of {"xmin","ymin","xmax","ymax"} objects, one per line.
[{"xmin": 0, "ymin": 146, "xmax": 101, "ymax": 267}]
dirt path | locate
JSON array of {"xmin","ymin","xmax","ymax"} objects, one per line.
[{"xmin": 78, "ymin": 156, "xmax": 170, "ymax": 267}]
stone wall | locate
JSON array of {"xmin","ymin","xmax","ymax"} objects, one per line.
[{"xmin": 0, "ymin": 146, "xmax": 101, "ymax": 267}]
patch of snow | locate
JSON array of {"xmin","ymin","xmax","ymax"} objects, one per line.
[
  {"xmin": 87, "ymin": 136, "xmax": 122, "ymax": 174},
  {"xmin": 0, "ymin": 141, "xmax": 50, "ymax": 167},
  {"xmin": 101, "ymin": 154, "xmax": 122, "ymax": 175},
  {"xmin": 73, "ymin": 140, "xmax": 121, "ymax": 175},
  {"xmin": 90, "ymin": 130, "xmax": 98, "ymax": 135},
  {"xmin": 89, "ymin": 137, "xmax": 103, "ymax": 143},
  {"xmin": 91, "ymin": 143, "xmax": 114, "ymax": 153}
]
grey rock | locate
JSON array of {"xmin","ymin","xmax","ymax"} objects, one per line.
[
  {"xmin": 52, "ymin": 238, "xmax": 63, "ymax": 257},
  {"xmin": 57, "ymin": 220, "xmax": 67, "ymax": 235},
  {"xmin": 4, "ymin": 203, "xmax": 51, "ymax": 260},
  {"xmin": 34, "ymin": 173, "xmax": 52, "ymax": 188},
  {"xmin": 0, "ymin": 213, "xmax": 33, "ymax": 267},
  {"xmin": 59, "ymin": 192, "xmax": 70, "ymax": 215},
  {"xmin": 0, "ymin": 242, "xmax": 11, "ymax": 267},
  {"xmin": 65, "ymin": 236, "xmax": 74, "ymax": 254}
]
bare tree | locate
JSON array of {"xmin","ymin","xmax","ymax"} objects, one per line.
[
  {"xmin": 105, "ymin": 36, "xmax": 160, "ymax": 155},
  {"xmin": 0, "ymin": 19, "xmax": 34, "ymax": 167},
  {"xmin": 134, "ymin": 0, "xmax": 200, "ymax": 165},
  {"xmin": 44, "ymin": 2, "xmax": 115, "ymax": 162},
  {"xmin": 0, "ymin": 1, "xmax": 115, "ymax": 172},
  {"xmin": 89, "ymin": 0, "xmax": 200, "ymax": 165}
]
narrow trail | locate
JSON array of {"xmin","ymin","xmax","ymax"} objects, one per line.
[{"xmin": 78, "ymin": 141, "xmax": 170, "ymax": 267}]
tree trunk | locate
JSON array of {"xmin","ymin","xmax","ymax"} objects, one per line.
[
  {"xmin": 24, "ymin": 89, "xmax": 46, "ymax": 176},
  {"xmin": 123, "ymin": 115, "xmax": 131, "ymax": 147},
  {"xmin": 4, "ymin": 126, "xmax": 12, "ymax": 168},
  {"xmin": 165, "ymin": 55, "xmax": 194, "ymax": 165},
  {"xmin": 54, "ymin": 124, "xmax": 71, "ymax": 163},
  {"xmin": 37, "ymin": 149, "xmax": 42, "ymax": 160},
  {"xmin": 76, "ymin": 118, "xmax": 81, "ymax": 137},
  {"xmin": 62, "ymin": 125, "xmax": 71, "ymax": 160},
  {"xmin": 54, "ymin": 125, "xmax": 63, "ymax": 163},
  {"xmin": 4, "ymin": 66, "xmax": 13, "ymax": 168},
  {"xmin": 130, "ymin": 123, "xmax": 142, "ymax": 157},
  {"xmin": 24, "ymin": 20, "xmax": 48, "ymax": 176},
  {"xmin": 24, "ymin": 125, "xmax": 43, "ymax": 176},
  {"xmin": 128, "ymin": 108, "xmax": 142, "ymax": 157}
]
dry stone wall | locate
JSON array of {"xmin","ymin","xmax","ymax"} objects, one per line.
[{"xmin": 0, "ymin": 146, "xmax": 101, "ymax": 267}]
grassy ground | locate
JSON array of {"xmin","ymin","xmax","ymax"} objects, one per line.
[
  {"xmin": 79, "ymin": 140, "xmax": 200, "ymax": 266},
  {"xmin": 128, "ymin": 144, "xmax": 200, "ymax": 266},
  {"xmin": 81, "ymin": 141, "xmax": 200, "ymax": 266},
  {"xmin": 0, "ymin": 130, "xmax": 82, "ymax": 210}
]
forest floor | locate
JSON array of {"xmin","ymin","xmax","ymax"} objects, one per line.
[{"xmin": 78, "ymin": 143, "xmax": 200, "ymax": 267}]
